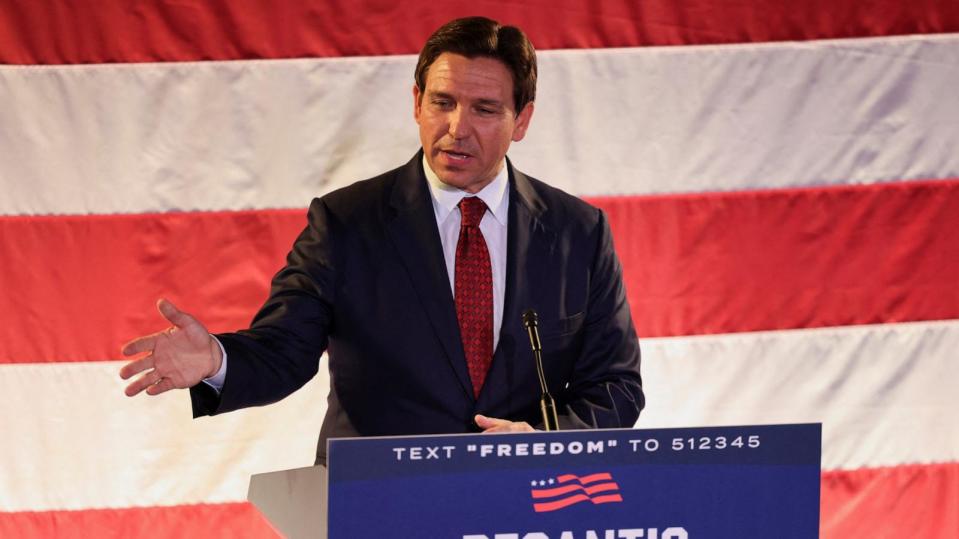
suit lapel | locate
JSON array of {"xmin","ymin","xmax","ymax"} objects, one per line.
[
  {"xmin": 386, "ymin": 155, "xmax": 474, "ymax": 401},
  {"xmin": 481, "ymin": 162, "xmax": 556, "ymax": 404}
]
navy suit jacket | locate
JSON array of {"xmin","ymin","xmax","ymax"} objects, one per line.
[{"xmin": 191, "ymin": 152, "xmax": 644, "ymax": 463}]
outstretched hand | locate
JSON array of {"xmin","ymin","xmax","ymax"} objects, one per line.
[{"xmin": 119, "ymin": 299, "xmax": 222, "ymax": 397}]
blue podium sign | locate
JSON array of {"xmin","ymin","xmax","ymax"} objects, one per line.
[{"xmin": 327, "ymin": 423, "xmax": 820, "ymax": 538}]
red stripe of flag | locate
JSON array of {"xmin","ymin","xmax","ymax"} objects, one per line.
[
  {"xmin": 822, "ymin": 462, "xmax": 959, "ymax": 537},
  {"xmin": 2, "ymin": 0, "xmax": 958, "ymax": 65},
  {"xmin": 602, "ymin": 179, "xmax": 959, "ymax": 337},
  {"xmin": 0, "ymin": 209, "xmax": 304, "ymax": 364},
  {"xmin": 4, "ymin": 180, "xmax": 959, "ymax": 363},
  {"xmin": 0, "ymin": 502, "xmax": 278, "ymax": 539}
]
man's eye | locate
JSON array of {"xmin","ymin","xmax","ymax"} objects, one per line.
[{"xmin": 432, "ymin": 100, "xmax": 452, "ymax": 109}]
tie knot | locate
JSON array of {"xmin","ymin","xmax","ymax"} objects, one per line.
[{"xmin": 458, "ymin": 197, "xmax": 487, "ymax": 228}]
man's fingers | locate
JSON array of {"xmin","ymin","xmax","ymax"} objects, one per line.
[
  {"xmin": 120, "ymin": 299, "xmax": 210, "ymax": 397},
  {"xmin": 146, "ymin": 377, "xmax": 176, "ymax": 396},
  {"xmin": 475, "ymin": 415, "xmax": 535, "ymax": 433},
  {"xmin": 122, "ymin": 299, "xmax": 198, "ymax": 358},
  {"xmin": 474, "ymin": 414, "xmax": 507, "ymax": 430},
  {"xmin": 124, "ymin": 369, "xmax": 162, "ymax": 397},
  {"xmin": 493, "ymin": 422, "xmax": 534, "ymax": 433},
  {"xmin": 119, "ymin": 355, "xmax": 155, "ymax": 380},
  {"xmin": 157, "ymin": 298, "xmax": 197, "ymax": 329},
  {"xmin": 121, "ymin": 334, "xmax": 159, "ymax": 356}
]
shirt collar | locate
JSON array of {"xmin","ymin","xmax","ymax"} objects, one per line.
[{"xmin": 422, "ymin": 155, "xmax": 510, "ymax": 227}]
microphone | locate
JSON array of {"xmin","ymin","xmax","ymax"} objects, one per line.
[{"xmin": 522, "ymin": 309, "xmax": 560, "ymax": 431}]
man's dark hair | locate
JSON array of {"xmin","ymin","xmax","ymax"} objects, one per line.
[{"xmin": 415, "ymin": 16, "xmax": 537, "ymax": 113}]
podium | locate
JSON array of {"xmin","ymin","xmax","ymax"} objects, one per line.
[
  {"xmin": 248, "ymin": 464, "xmax": 328, "ymax": 539},
  {"xmin": 249, "ymin": 423, "xmax": 820, "ymax": 538}
]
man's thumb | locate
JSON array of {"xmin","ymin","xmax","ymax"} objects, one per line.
[{"xmin": 157, "ymin": 298, "xmax": 192, "ymax": 328}]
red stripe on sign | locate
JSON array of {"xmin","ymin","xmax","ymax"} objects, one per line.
[
  {"xmin": 2, "ymin": 0, "xmax": 958, "ymax": 64},
  {"xmin": 585, "ymin": 483, "xmax": 620, "ymax": 495},
  {"xmin": 533, "ymin": 493, "xmax": 589, "ymax": 513},
  {"xmin": 557, "ymin": 472, "xmax": 612, "ymax": 484},
  {"xmin": 590, "ymin": 494, "xmax": 624, "ymax": 504},
  {"xmin": 533, "ymin": 491, "xmax": 623, "ymax": 513},
  {"xmin": 530, "ymin": 481, "xmax": 620, "ymax": 499},
  {"xmin": 0, "ymin": 502, "xmax": 279, "ymax": 539},
  {"xmin": 0, "ymin": 209, "xmax": 305, "ymax": 364},
  {"xmin": 531, "ymin": 484, "xmax": 581, "ymax": 498},
  {"xmin": 821, "ymin": 462, "xmax": 959, "ymax": 538},
  {"xmin": 592, "ymin": 179, "xmax": 959, "ymax": 337}
]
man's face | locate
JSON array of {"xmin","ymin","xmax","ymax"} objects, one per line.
[{"xmin": 414, "ymin": 53, "xmax": 534, "ymax": 194}]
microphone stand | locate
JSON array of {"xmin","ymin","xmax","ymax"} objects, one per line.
[{"xmin": 523, "ymin": 309, "xmax": 560, "ymax": 431}]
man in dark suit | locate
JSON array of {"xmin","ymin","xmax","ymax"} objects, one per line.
[{"xmin": 120, "ymin": 16, "xmax": 643, "ymax": 463}]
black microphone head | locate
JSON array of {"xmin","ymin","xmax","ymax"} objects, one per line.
[{"xmin": 522, "ymin": 309, "xmax": 538, "ymax": 328}]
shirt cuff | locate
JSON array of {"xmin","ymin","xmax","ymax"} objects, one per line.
[{"xmin": 201, "ymin": 336, "xmax": 228, "ymax": 393}]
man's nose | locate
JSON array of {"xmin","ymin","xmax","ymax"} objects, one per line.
[{"xmin": 448, "ymin": 107, "xmax": 471, "ymax": 140}]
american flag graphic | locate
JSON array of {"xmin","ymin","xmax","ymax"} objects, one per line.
[{"xmin": 530, "ymin": 473, "xmax": 623, "ymax": 513}]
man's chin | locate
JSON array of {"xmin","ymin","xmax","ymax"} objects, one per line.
[
  {"xmin": 436, "ymin": 175, "xmax": 471, "ymax": 190},
  {"xmin": 434, "ymin": 167, "xmax": 473, "ymax": 188}
]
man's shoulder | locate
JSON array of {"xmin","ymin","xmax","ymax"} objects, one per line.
[
  {"xmin": 324, "ymin": 162, "xmax": 407, "ymax": 204},
  {"xmin": 308, "ymin": 156, "xmax": 419, "ymax": 219},
  {"xmin": 514, "ymin": 168, "xmax": 603, "ymax": 229}
]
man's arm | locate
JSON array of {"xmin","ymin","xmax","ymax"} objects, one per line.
[
  {"xmin": 556, "ymin": 209, "xmax": 644, "ymax": 429},
  {"xmin": 189, "ymin": 197, "xmax": 337, "ymax": 416},
  {"xmin": 121, "ymin": 197, "xmax": 336, "ymax": 417},
  {"xmin": 475, "ymin": 209, "xmax": 643, "ymax": 434}
]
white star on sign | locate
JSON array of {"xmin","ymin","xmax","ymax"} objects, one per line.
[
  {"xmin": 530, "ymin": 480, "xmax": 537, "ymax": 486},
  {"xmin": 539, "ymin": 480, "xmax": 546, "ymax": 486},
  {"xmin": 548, "ymin": 478, "xmax": 555, "ymax": 485}
]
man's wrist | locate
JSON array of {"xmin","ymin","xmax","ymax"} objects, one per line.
[
  {"xmin": 202, "ymin": 336, "xmax": 228, "ymax": 391},
  {"xmin": 207, "ymin": 336, "xmax": 224, "ymax": 378}
]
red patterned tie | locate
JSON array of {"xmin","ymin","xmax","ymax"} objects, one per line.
[{"xmin": 455, "ymin": 197, "xmax": 493, "ymax": 398}]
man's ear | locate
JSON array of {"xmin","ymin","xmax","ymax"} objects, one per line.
[
  {"xmin": 511, "ymin": 101, "xmax": 535, "ymax": 142},
  {"xmin": 413, "ymin": 85, "xmax": 422, "ymax": 124}
]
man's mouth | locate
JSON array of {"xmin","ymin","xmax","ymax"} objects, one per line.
[{"xmin": 441, "ymin": 149, "xmax": 472, "ymax": 162}]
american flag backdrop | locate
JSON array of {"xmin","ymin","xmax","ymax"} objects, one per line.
[{"xmin": 2, "ymin": 1, "xmax": 958, "ymax": 536}]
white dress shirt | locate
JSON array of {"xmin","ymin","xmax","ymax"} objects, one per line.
[{"xmin": 422, "ymin": 155, "xmax": 509, "ymax": 351}]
